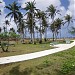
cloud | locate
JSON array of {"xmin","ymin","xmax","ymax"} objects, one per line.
[
  {"xmin": 66, "ymin": 0, "xmax": 75, "ymax": 26},
  {"xmin": 18, "ymin": 0, "xmax": 69, "ymax": 38},
  {"xmin": 0, "ymin": 0, "xmax": 74, "ymax": 37},
  {"xmin": 18, "ymin": 0, "xmax": 61, "ymax": 10},
  {"xmin": 0, "ymin": 0, "xmax": 6, "ymax": 29},
  {"xmin": 0, "ymin": 0, "xmax": 17, "ymax": 32},
  {"xmin": 0, "ymin": 0, "xmax": 5, "ymax": 13}
]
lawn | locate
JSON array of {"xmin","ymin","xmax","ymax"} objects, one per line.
[
  {"xmin": 0, "ymin": 46, "xmax": 75, "ymax": 75},
  {"xmin": 0, "ymin": 42, "xmax": 53, "ymax": 57}
]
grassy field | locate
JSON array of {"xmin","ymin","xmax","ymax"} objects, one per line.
[
  {"xmin": 0, "ymin": 39, "xmax": 69, "ymax": 57},
  {"xmin": 0, "ymin": 41, "xmax": 53, "ymax": 57},
  {"xmin": 0, "ymin": 46, "xmax": 75, "ymax": 75}
]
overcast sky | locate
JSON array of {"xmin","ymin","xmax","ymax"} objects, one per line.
[{"xmin": 0, "ymin": 0, "xmax": 75, "ymax": 38}]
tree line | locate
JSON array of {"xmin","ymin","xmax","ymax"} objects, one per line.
[{"xmin": 0, "ymin": 1, "xmax": 74, "ymax": 44}]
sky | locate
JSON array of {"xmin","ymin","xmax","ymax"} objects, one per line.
[{"xmin": 0, "ymin": 0, "xmax": 75, "ymax": 38}]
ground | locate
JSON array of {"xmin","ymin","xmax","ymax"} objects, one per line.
[
  {"xmin": 0, "ymin": 42, "xmax": 53, "ymax": 57},
  {"xmin": 0, "ymin": 45, "xmax": 75, "ymax": 75}
]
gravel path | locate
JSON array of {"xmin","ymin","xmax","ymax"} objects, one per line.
[{"xmin": 0, "ymin": 40, "xmax": 75, "ymax": 65}]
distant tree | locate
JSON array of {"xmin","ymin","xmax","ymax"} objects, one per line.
[
  {"xmin": 3, "ymin": 26, "xmax": 6, "ymax": 32},
  {"xmin": 35, "ymin": 26, "xmax": 39, "ymax": 41},
  {"xmin": 23, "ymin": 0, "xmax": 38, "ymax": 44},
  {"xmin": 3, "ymin": 20, "xmax": 10, "ymax": 32},
  {"xmin": 9, "ymin": 27, "xmax": 15, "ymax": 33},
  {"xmin": 50, "ymin": 18, "xmax": 63, "ymax": 40},
  {"xmin": 46, "ymin": 4, "xmax": 60, "ymax": 41},
  {"xmin": 69, "ymin": 26, "xmax": 75, "ymax": 36},
  {"xmin": 5, "ymin": 1, "xmax": 22, "ymax": 24},
  {"xmin": 64, "ymin": 14, "xmax": 74, "ymax": 37},
  {"xmin": 36, "ymin": 10, "xmax": 47, "ymax": 43},
  {"xmin": 0, "ymin": 27, "xmax": 2, "ymax": 33},
  {"xmin": 17, "ymin": 16, "xmax": 25, "ymax": 40},
  {"xmin": 64, "ymin": 14, "xmax": 73, "ymax": 27}
]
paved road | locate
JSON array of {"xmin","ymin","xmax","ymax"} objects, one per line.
[{"xmin": 0, "ymin": 40, "xmax": 75, "ymax": 65}]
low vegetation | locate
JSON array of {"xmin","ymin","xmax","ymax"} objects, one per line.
[
  {"xmin": 0, "ymin": 46, "xmax": 75, "ymax": 75},
  {"xmin": 0, "ymin": 40, "xmax": 53, "ymax": 57}
]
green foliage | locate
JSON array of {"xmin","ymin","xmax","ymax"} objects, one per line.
[
  {"xmin": 9, "ymin": 32, "xmax": 20, "ymax": 39},
  {"xmin": 1, "ymin": 42, "xmax": 9, "ymax": 52},
  {"xmin": 36, "ymin": 60, "xmax": 51, "ymax": 70},
  {"xmin": 61, "ymin": 60, "xmax": 75, "ymax": 74},
  {"xmin": 0, "ymin": 32, "xmax": 9, "ymax": 40}
]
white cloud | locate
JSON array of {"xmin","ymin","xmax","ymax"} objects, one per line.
[
  {"xmin": 0, "ymin": 0, "xmax": 5, "ymax": 13},
  {"xmin": 0, "ymin": 0, "xmax": 17, "ymax": 32},
  {"xmin": 0, "ymin": 0, "xmax": 6, "ymax": 29},
  {"xmin": 0, "ymin": 0, "xmax": 74, "ymax": 37},
  {"xmin": 66, "ymin": 0, "xmax": 74, "ymax": 17},
  {"xmin": 66, "ymin": 0, "xmax": 75, "ymax": 26},
  {"xmin": 18, "ymin": 0, "xmax": 61, "ymax": 10}
]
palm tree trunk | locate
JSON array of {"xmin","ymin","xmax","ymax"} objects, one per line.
[
  {"xmin": 39, "ymin": 20, "xmax": 42, "ymax": 44},
  {"xmin": 55, "ymin": 29, "xmax": 57, "ymax": 41},
  {"xmin": 44, "ymin": 27, "xmax": 47, "ymax": 42},
  {"xmin": 33, "ymin": 27, "xmax": 35, "ymax": 44},
  {"xmin": 53, "ymin": 32, "xmax": 54, "ymax": 41},
  {"xmin": 30, "ymin": 33, "xmax": 33, "ymax": 43}
]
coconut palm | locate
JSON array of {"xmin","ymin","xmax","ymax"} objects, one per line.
[
  {"xmin": 23, "ymin": 0, "xmax": 37, "ymax": 44},
  {"xmin": 64, "ymin": 14, "xmax": 74, "ymax": 27},
  {"xmin": 5, "ymin": 1, "xmax": 22, "ymax": 24},
  {"xmin": 50, "ymin": 18, "xmax": 63, "ymax": 41},
  {"xmin": 0, "ymin": 27, "xmax": 1, "ymax": 33},
  {"xmin": 54, "ymin": 18, "xmax": 63, "ymax": 40},
  {"xmin": 64, "ymin": 14, "xmax": 74, "ymax": 37},
  {"xmin": 36, "ymin": 10, "xmax": 45, "ymax": 43},
  {"xmin": 46, "ymin": 4, "xmax": 60, "ymax": 41},
  {"xmin": 41, "ymin": 12, "xmax": 48, "ymax": 42},
  {"xmin": 9, "ymin": 28, "xmax": 15, "ymax": 33},
  {"xmin": 46, "ymin": 4, "xmax": 60, "ymax": 21},
  {"xmin": 3, "ymin": 20, "xmax": 10, "ymax": 32},
  {"xmin": 69, "ymin": 26, "xmax": 75, "ymax": 36},
  {"xmin": 35, "ymin": 26, "xmax": 39, "ymax": 41},
  {"xmin": 17, "ymin": 16, "xmax": 25, "ymax": 41}
]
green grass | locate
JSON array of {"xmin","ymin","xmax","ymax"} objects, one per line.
[
  {"xmin": 0, "ymin": 39, "xmax": 70, "ymax": 57},
  {"xmin": 0, "ymin": 46, "xmax": 75, "ymax": 75},
  {"xmin": 0, "ymin": 42, "xmax": 53, "ymax": 57}
]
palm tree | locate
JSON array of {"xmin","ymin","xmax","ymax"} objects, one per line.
[
  {"xmin": 64, "ymin": 14, "xmax": 73, "ymax": 26},
  {"xmin": 17, "ymin": 16, "xmax": 25, "ymax": 41},
  {"xmin": 0, "ymin": 27, "xmax": 1, "ymax": 33},
  {"xmin": 50, "ymin": 18, "xmax": 63, "ymax": 41},
  {"xmin": 36, "ymin": 10, "xmax": 45, "ymax": 43},
  {"xmin": 9, "ymin": 28, "xmax": 15, "ymax": 33},
  {"xmin": 69, "ymin": 26, "xmax": 75, "ymax": 36},
  {"xmin": 54, "ymin": 18, "xmax": 63, "ymax": 40},
  {"xmin": 3, "ymin": 26, "xmax": 6, "ymax": 32},
  {"xmin": 64, "ymin": 14, "xmax": 74, "ymax": 37},
  {"xmin": 0, "ymin": 27, "xmax": 2, "ymax": 43},
  {"xmin": 35, "ymin": 26, "xmax": 39, "ymax": 41},
  {"xmin": 23, "ymin": 0, "xmax": 37, "ymax": 44},
  {"xmin": 41, "ymin": 12, "xmax": 48, "ymax": 42},
  {"xmin": 3, "ymin": 20, "xmax": 10, "ymax": 32},
  {"xmin": 46, "ymin": 4, "xmax": 60, "ymax": 41},
  {"xmin": 5, "ymin": 1, "xmax": 22, "ymax": 24}
]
